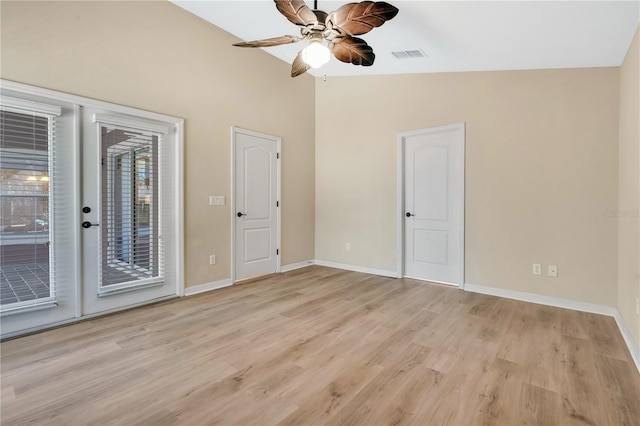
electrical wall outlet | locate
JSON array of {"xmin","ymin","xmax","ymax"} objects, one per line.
[
  {"xmin": 346, "ymin": 243, "xmax": 351, "ymax": 252},
  {"xmin": 533, "ymin": 264, "xmax": 541, "ymax": 275},
  {"xmin": 209, "ymin": 255, "xmax": 216, "ymax": 265},
  {"xmin": 548, "ymin": 265, "xmax": 557, "ymax": 277}
]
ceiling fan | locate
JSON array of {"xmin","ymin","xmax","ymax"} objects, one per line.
[{"xmin": 233, "ymin": 0, "xmax": 399, "ymax": 77}]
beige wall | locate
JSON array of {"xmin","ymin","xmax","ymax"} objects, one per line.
[
  {"xmin": 618, "ymin": 27, "xmax": 640, "ymax": 346},
  {"xmin": 316, "ymin": 68, "xmax": 620, "ymax": 306},
  {"xmin": 1, "ymin": 1, "xmax": 634, "ymax": 320},
  {"xmin": 0, "ymin": 1, "xmax": 316, "ymax": 288}
]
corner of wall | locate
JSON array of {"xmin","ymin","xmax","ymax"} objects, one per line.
[{"xmin": 617, "ymin": 25, "xmax": 640, "ymax": 350}]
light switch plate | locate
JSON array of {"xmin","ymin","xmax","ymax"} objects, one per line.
[{"xmin": 209, "ymin": 196, "xmax": 225, "ymax": 206}]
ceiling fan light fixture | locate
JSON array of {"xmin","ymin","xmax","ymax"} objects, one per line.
[
  {"xmin": 301, "ymin": 40, "xmax": 330, "ymax": 68},
  {"xmin": 232, "ymin": 0, "xmax": 399, "ymax": 77}
]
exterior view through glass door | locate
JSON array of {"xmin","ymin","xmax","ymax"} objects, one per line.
[
  {"xmin": 101, "ymin": 131, "xmax": 158, "ymax": 287},
  {"xmin": 1, "ymin": 111, "xmax": 52, "ymax": 307}
]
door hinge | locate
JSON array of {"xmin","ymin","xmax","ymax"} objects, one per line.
[
  {"xmin": 277, "ymin": 201, "xmax": 279, "ymax": 207},
  {"xmin": 277, "ymin": 152, "xmax": 280, "ymax": 159},
  {"xmin": 276, "ymin": 249, "xmax": 279, "ymax": 255}
]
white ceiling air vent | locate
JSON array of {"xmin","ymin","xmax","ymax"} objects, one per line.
[{"xmin": 392, "ymin": 49, "xmax": 427, "ymax": 59}]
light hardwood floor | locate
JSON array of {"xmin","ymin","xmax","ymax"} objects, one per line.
[{"xmin": 1, "ymin": 266, "xmax": 639, "ymax": 425}]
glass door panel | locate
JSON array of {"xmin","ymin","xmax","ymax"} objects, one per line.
[
  {"xmin": 0, "ymin": 111, "xmax": 53, "ymax": 309},
  {"xmin": 101, "ymin": 127, "xmax": 161, "ymax": 290},
  {"xmin": 0, "ymin": 95, "xmax": 77, "ymax": 337}
]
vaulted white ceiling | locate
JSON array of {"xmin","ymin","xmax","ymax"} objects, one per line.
[{"xmin": 172, "ymin": 0, "xmax": 640, "ymax": 77}]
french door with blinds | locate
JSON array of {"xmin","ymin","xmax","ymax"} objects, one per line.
[
  {"xmin": 0, "ymin": 82, "xmax": 183, "ymax": 337},
  {"xmin": 81, "ymin": 109, "xmax": 178, "ymax": 315},
  {"xmin": 0, "ymin": 96, "xmax": 76, "ymax": 332}
]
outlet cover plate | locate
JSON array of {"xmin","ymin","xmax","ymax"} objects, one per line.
[{"xmin": 533, "ymin": 264, "xmax": 541, "ymax": 275}]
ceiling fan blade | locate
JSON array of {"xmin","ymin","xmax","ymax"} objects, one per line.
[
  {"xmin": 332, "ymin": 36, "xmax": 375, "ymax": 66},
  {"xmin": 326, "ymin": 1, "xmax": 399, "ymax": 36},
  {"xmin": 291, "ymin": 50, "xmax": 311, "ymax": 77},
  {"xmin": 233, "ymin": 35, "xmax": 301, "ymax": 48},
  {"xmin": 275, "ymin": 0, "xmax": 318, "ymax": 26}
]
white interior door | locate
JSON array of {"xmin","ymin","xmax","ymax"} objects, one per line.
[
  {"xmin": 81, "ymin": 108, "xmax": 177, "ymax": 315},
  {"xmin": 401, "ymin": 123, "xmax": 465, "ymax": 286},
  {"xmin": 233, "ymin": 127, "xmax": 280, "ymax": 281}
]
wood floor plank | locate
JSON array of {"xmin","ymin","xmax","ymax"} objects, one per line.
[
  {"xmin": 324, "ymin": 342, "xmax": 431, "ymax": 426},
  {"xmin": 1, "ymin": 265, "xmax": 639, "ymax": 425},
  {"xmin": 474, "ymin": 358, "xmax": 528, "ymax": 425},
  {"xmin": 278, "ymin": 356, "xmax": 385, "ymax": 425},
  {"xmin": 558, "ymin": 334, "xmax": 602, "ymax": 426},
  {"xmin": 518, "ymin": 382, "xmax": 561, "ymax": 425},
  {"xmin": 592, "ymin": 354, "xmax": 640, "ymax": 425}
]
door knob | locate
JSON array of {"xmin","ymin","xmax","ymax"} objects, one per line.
[
  {"xmin": 82, "ymin": 206, "xmax": 91, "ymax": 213},
  {"xmin": 82, "ymin": 221, "xmax": 99, "ymax": 228},
  {"xmin": 406, "ymin": 212, "xmax": 415, "ymax": 217},
  {"xmin": 237, "ymin": 212, "xmax": 247, "ymax": 218}
]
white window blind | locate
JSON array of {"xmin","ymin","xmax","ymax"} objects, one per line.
[
  {"xmin": 0, "ymin": 101, "xmax": 60, "ymax": 313},
  {"xmin": 98, "ymin": 123, "xmax": 164, "ymax": 292}
]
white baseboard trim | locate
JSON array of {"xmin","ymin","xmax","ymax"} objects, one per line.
[
  {"xmin": 184, "ymin": 279, "xmax": 232, "ymax": 296},
  {"xmin": 613, "ymin": 310, "xmax": 640, "ymax": 373},
  {"xmin": 184, "ymin": 261, "xmax": 314, "ymax": 296},
  {"xmin": 464, "ymin": 282, "xmax": 639, "ymax": 373},
  {"xmin": 463, "ymin": 283, "xmax": 617, "ymax": 316},
  {"xmin": 314, "ymin": 259, "xmax": 398, "ymax": 278},
  {"xmin": 281, "ymin": 260, "xmax": 315, "ymax": 273}
]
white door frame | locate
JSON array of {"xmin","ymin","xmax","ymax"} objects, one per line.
[
  {"xmin": 230, "ymin": 126, "xmax": 281, "ymax": 284},
  {"xmin": 396, "ymin": 123, "xmax": 465, "ymax": 289}
]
